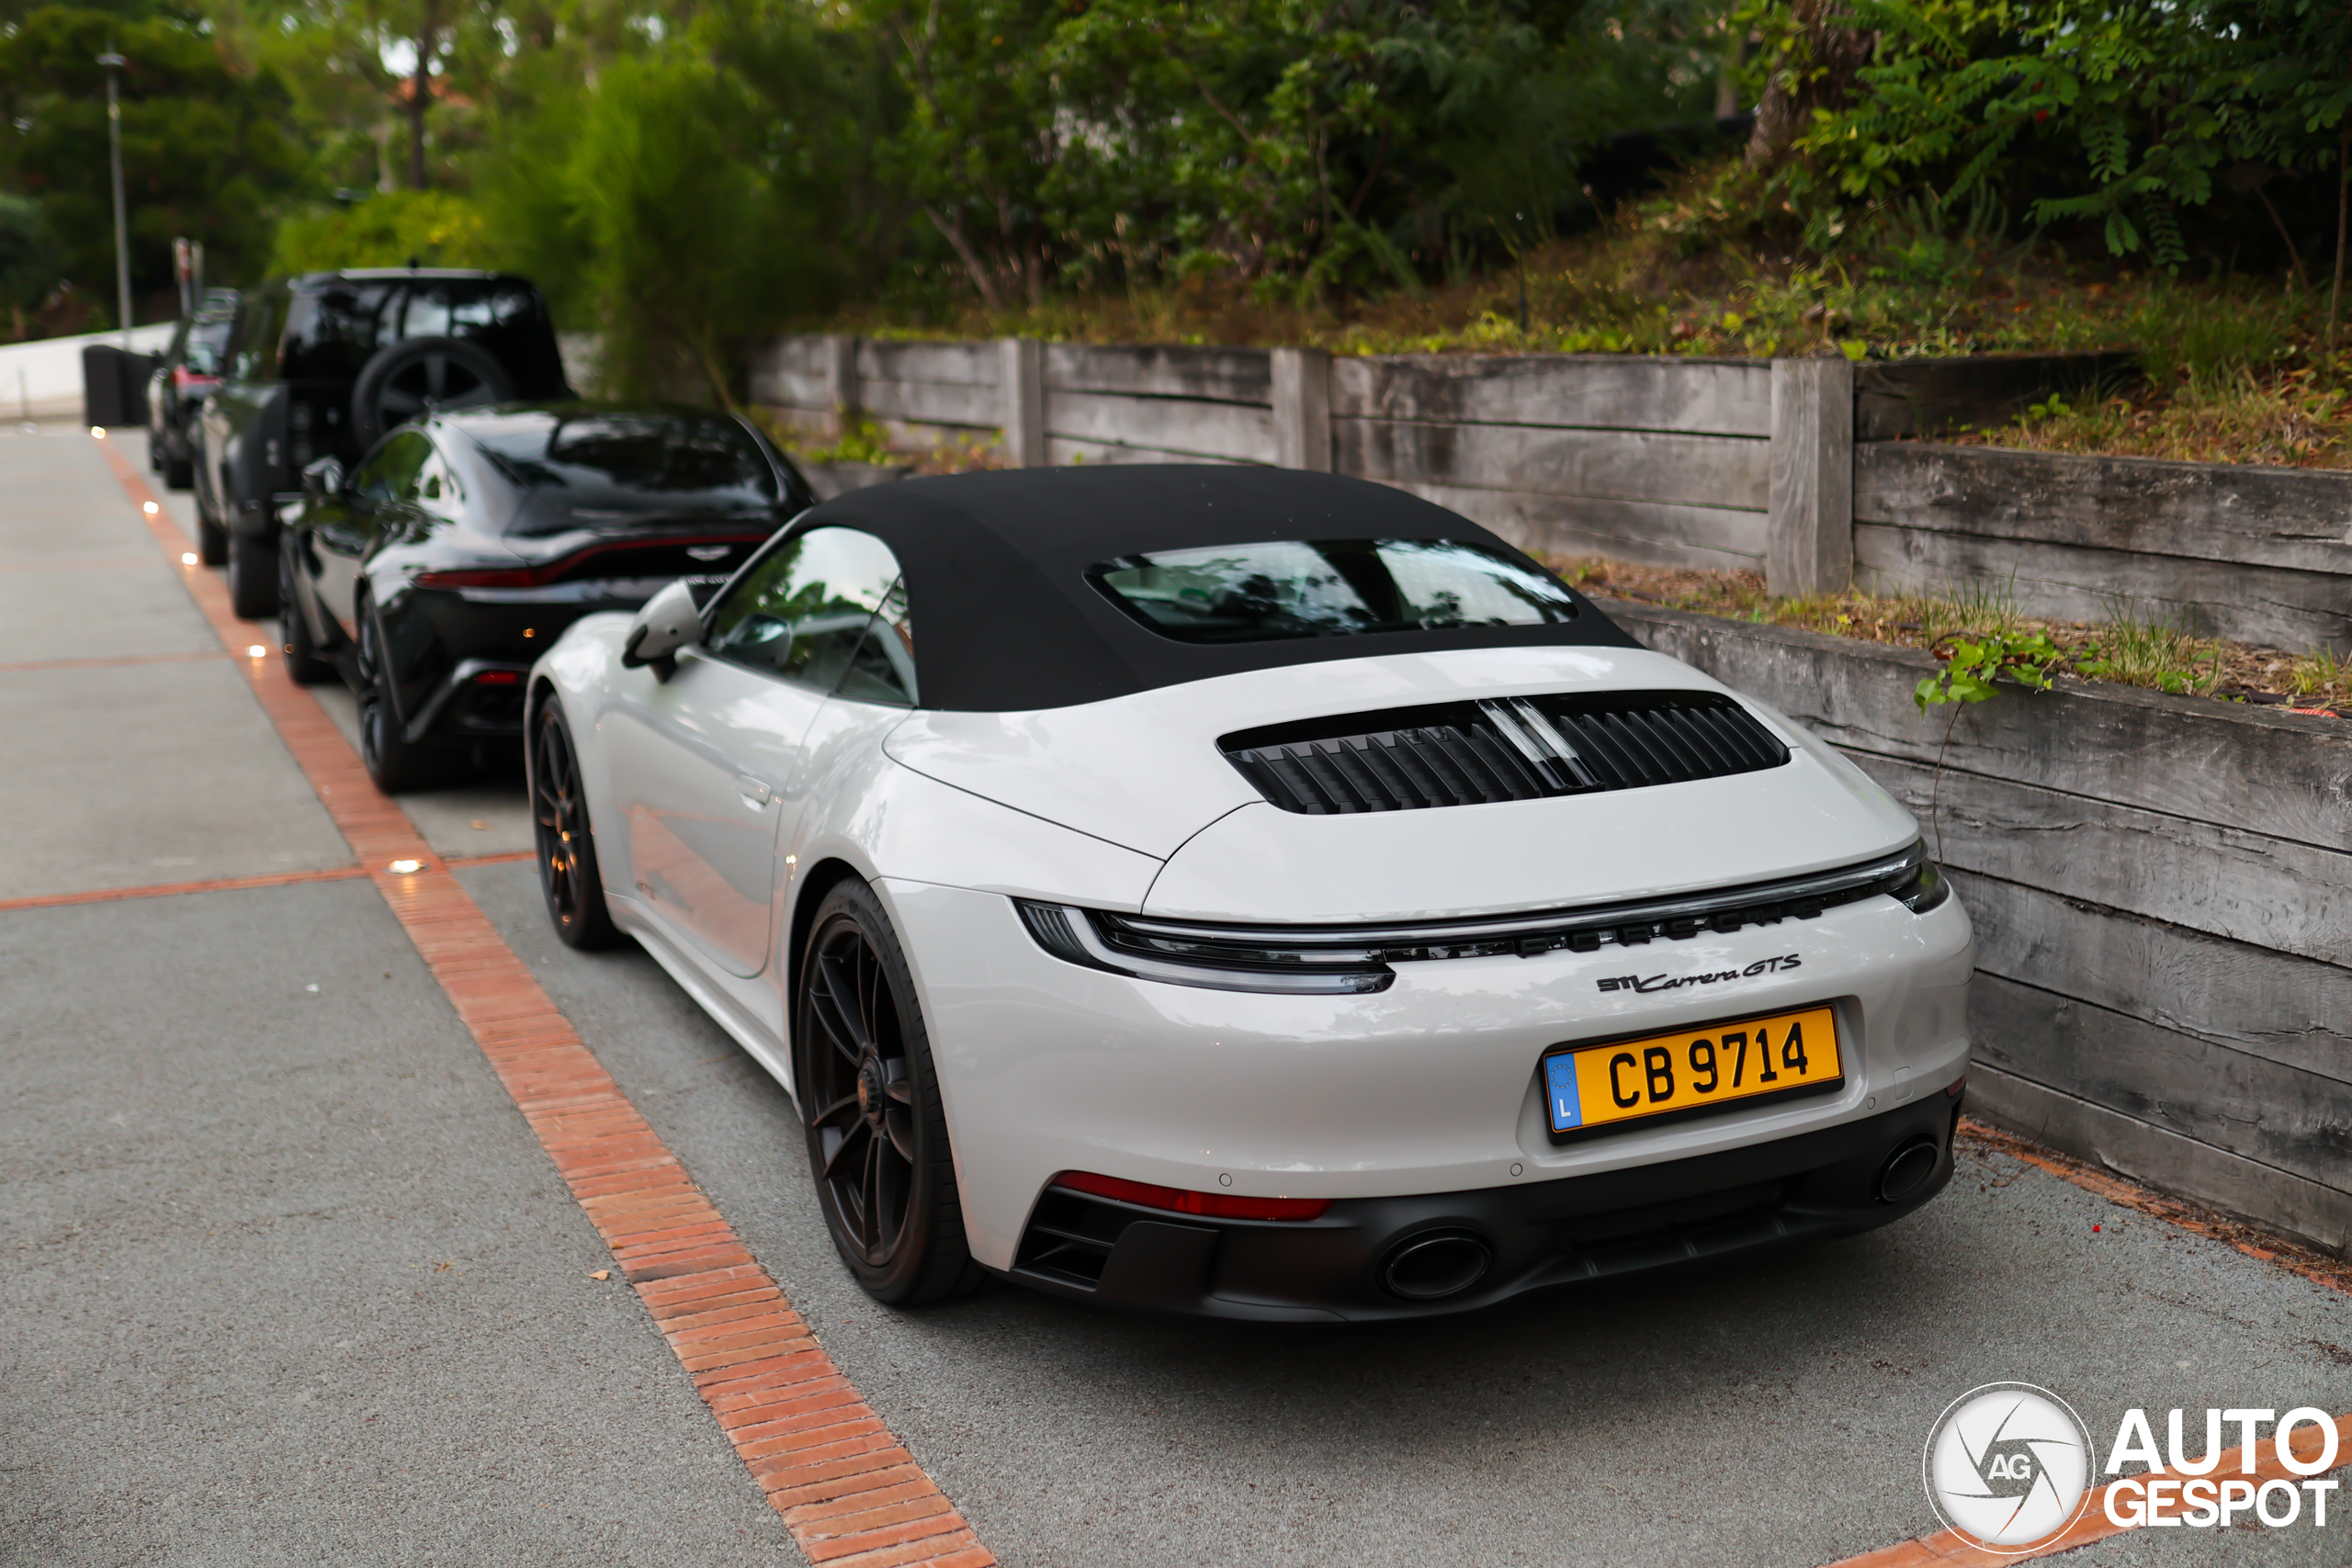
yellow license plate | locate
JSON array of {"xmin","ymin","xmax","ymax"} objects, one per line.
[{"xmin": 1542, "ymin": 1004, "xmax": 1842, "ymax": 1142}]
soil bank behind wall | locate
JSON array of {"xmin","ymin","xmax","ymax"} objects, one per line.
[{"xmin": 1604, "ymin": 600, "xmax": 2352, "ymax": 1255}]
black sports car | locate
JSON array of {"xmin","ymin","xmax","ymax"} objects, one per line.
[{"xmin": 279, "ymin": 403, "xmax": 817, "ymax": 791}]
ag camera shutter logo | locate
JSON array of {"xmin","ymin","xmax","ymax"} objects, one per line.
[{"xmin": 1923, "ymin": 1382, "xmax": 2097, "ymax": 1551}]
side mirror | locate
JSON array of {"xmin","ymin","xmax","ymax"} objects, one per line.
[
  {"xmin": 302, "ymin": 456, "xmax": 345, "ymax": 500},
  {"xmin": 621, "ymin": 580, "xmax": 702, "ymax": 677}
]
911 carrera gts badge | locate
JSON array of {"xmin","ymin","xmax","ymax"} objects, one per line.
[{"xmin": 1597, "ymin": 954, "xmax": 1801, "ymax": 993}]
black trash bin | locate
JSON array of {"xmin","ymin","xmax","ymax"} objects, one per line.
[{"xmin": 82, "ymin": 344, "xmax": 155, "ymax": 428}]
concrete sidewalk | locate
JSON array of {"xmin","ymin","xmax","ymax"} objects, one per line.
[{"xmin": 1, "ymin": 427, "xmax": 778, "ymax": 1565}]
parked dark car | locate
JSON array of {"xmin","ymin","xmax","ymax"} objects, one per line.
[
  {"xmin": 279, "ymin": 402, "xmax": 817, "ymax": 791},
  {"xmin": 196, "ymin": 269, "xmax": 571, "ymax": 616},
  {"xmin": 145, "ymin": 289, "xmax": 240, "ymax": 498}
]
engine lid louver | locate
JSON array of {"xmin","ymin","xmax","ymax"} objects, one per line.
[{"xmin": 1221, "ymin": 691, "xmax": 1789, "ymax": 815}]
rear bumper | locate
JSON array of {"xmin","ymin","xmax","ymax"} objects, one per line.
[
  {"xmin": 1006, "ymin": 1091, "xmax": 1962, "ymax": 1322},
  {"xmin": 401, "ymin": 658, "xmax": 534, "ymax": 743}
]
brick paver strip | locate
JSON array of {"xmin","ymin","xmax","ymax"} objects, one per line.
[{"xmin": 96, "ymin": 436, "xmax": 995, "ymax": 1567}]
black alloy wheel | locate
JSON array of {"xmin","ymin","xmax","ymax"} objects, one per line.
[
  {"xmin": 277, "ymin": 546, "xmax": 334, "ymax": 685},
  {"xmin": 531, "ymin": 702, "xmax": 618, "ymax": 949},
  {"xmin": 794, "ymin": 880, "xmax": 984, "ymax": 1306},
  {"xmin": 355, "ymin": 605, "xmax": 447, "ymax": 794}
]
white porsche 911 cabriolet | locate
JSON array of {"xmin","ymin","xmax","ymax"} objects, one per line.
[{"xmin": 526, "ymin": 467, "xmax": 1973, "ymax": 1321}]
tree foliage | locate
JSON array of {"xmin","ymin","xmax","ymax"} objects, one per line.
[
  {"xmin": 1780, "ymin": 0, "xmax": 2352, "ymax": 265},
  {"xmin": 0, "ymin": 3, "xmax": 306, "ymax": 325},
  {"xmin": 860, "ymin": 0, "xmax": 1726, "ymax": 302}
]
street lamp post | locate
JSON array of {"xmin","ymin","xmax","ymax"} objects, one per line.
[{"xmin": 96, "ymin": 50, "xmax": 131, "ymax": 350}]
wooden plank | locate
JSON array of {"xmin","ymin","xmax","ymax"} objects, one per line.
[
  {"xmin": 854, "ymin": 338, "xmax": 997, "ymax": 389},
  {"xmin": 1371, "ymin": 479, "xmax": 1767, "ymax": 571},
  {"xmin": 1855, "ymin": 442, "xmax": 2352, "ymax": 578},
  {"xmin": 1001, "ymin": 338, "xmax": 1045, "ymax": 468},
  {"xmin": 1854, "ymin": 520, "xmax": 2352, "ymax": 652},
  {"xmin": 1272, "ymin": 346, "xmax": 1331, "ymax": 471},
  {"xmin": 1856, "ymin": 752, "xmax": 2352, "ymax": 964},
  {"xmin": 1954, "ymin": 870, "xmax": 2352, "ymax": 1085},
  {"xmin": 1046, "ymin": 389, "xmax": 1276, "ymax": 464},
  {"xmin": 1854, "ymin": 354, "xmax": 2137, "ymax": 441},
  {"xmin": 1046, "ymin": 436, "xmax": 1248, "ymax": 468},
  {"xmin": 1967, "ymin": 1064, "xmax": 2350, "ymax": 1253},
  {"xmin": 1968, "ymin": 971, "xmax": 2352, "ymax": 1194},
  {"xmin": 1045, "ymin": 343, "xmax": 1272, "ymax": 405},
  {"xmin": 1600, "ymin": 601, "xmax": 2352, "ymax": 847},
  {"xmin": 1768, "ymin": 357, "xmax": 1853, "ymax": 595},
  {"xmin": 746, "ymin": 337, "xmax": 832, "ymax": 407},
  {"xmin": 857, "ymin": 377, "xmax": 1001, "ymax": 429},
  {"xmin": 1330, "ymin": 355, "xmax": 1771, "ymax": 436},
  {"xmin": 1333, "ymin": 418, "xmax": 1767, "ymax": 512}
]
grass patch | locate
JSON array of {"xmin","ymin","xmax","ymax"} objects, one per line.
[{"xmin": 1556, "ymin": 557, "xmax": 2351, "ymax": 715}]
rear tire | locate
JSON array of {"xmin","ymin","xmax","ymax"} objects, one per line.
[
  {"xmin": 795, "ymin": 879, "xmax": 985, "ymax": 1307},
  {"xmin": 227, "ymin": 529, "xmax": 277, "ymax": 617},
  {"xmin": 164, "ymin": 445, "xmax": 193, "ymax": 491},
  {"xmin": 277, "ymin": 546, "xmax": 334, "ymax": 686},
  {"xmin": 356, "ymin": 606, "xmax": 447, "ymax": 794},
  {"xmin": 196, "ymin": 495, "xmax": 228, "ymax": 567},
  {"xmin": 531, "ymin": 702, "xmax": 620, "ymax": 950}
]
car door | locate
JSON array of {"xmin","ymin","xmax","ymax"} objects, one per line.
[
  {"xmin": 606, "ymin": 525, "xmax": 908, "ymax": 979},
  {"xmin": 313, "ymin": 431, "xmax": 430, "ymax": 639}
]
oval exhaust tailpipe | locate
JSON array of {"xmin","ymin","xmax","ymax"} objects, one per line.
[
  {"xmin": 1878, "ymin": 1135, "xmax": 1942, "ymax": 1203},
  {"xmin": 1379, "ymin": 1231, "xmax": 1492, "ymax": 1300}
]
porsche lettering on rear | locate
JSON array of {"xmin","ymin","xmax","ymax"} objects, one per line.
[{"xmin": 1597, "ymin": 953, "xmax": 1804, "ymax": 993}]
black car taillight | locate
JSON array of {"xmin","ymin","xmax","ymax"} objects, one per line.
[
  {"xmin": 1890, "ymin": 855, "xmax": 1951, "ymax": 913},
  {"xmin": 414, "ymin": 566, "xmax": 541, "ymax": 589}
]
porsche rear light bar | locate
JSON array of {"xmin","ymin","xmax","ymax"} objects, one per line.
[
  {"xmin": 1051, "ymin": 1170, "xmax": 1330, "ymax": 1222},
  {"xmin": 1015, "ymin": 842, "xmax": 1949, "ymax": 989},
  {"xmin": 1015, "ymin": 900, "xmax": 1392, "ymax": 994}
]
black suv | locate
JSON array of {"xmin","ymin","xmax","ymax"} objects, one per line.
[{"xmin": 194, "ymin": 269, "xmax": 571, "ymax": 615}]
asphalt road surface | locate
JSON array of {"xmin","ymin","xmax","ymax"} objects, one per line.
[{"xmin": 6, "ymin": 420, "xmax": 2348, "ymax": 1567}]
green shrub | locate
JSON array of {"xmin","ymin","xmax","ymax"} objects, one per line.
[{"xmin": 270, "ymin": 191, "xmax": 493, "ymax": 275}]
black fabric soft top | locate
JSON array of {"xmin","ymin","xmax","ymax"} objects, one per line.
[{"xmin": 795, "ymin": 465, "xmax": 1640, "ymax": 712}]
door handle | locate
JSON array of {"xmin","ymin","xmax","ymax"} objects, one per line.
[{"xmin": 735, "ymin": 774, "xmax": 773, "ymax": 808}]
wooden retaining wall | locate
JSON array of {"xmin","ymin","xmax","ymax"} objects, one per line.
[
  {"xmin": 1854, "ymin": 444, "xmax": 2352, "ymax": 651},
  {"xmin": 1605, "ymin": 600, "xmax": 2352, "ymax": 1255},
  {"xmin": 748, "ymin": 335, "xmax": 1789, "ymax": 577},
  {"xmin": 750, "ymin": 333, "xmax": 2352, "ymax": 652}
]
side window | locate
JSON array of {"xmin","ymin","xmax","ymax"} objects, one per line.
[
  {"xmin": 834, "ymin": 577, "xmax": 915, "ymax": 706},
  {"xmin": 228, "ymin": 285, "xmax": 289, "ymax": 382},
  {"xmin": 353, "ymin": 431, "xmax": 432, "ymax": 502},
  {"xmin": 706, "ymin": 526, "xmax": 912, "ymax": 701}
]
